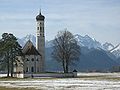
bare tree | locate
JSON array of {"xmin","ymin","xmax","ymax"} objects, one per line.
[{"xmin": 52, "ymin": 30, "xmax": 80, "ymax": 73}]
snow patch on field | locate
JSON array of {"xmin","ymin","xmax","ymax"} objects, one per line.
[
  {"xmin": 0, "ymin": 73, "xmax": 120, "ymax": 90},
  {"xmin": 0, "ymin": 79, "xmax": 120, "ymax": 90},
  {"xmin": 78, "ymin": 72, "xmax": 120, "ymax": 77}
]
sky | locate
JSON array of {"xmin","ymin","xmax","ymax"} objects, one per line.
[{"xmin": 0, "ymin": 0, "xmax": 120, "ymax": 45}]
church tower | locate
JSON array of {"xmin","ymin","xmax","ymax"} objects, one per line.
[{"xmin": 36, "ymin": 11, "xmax": 45, "ymax": 72}]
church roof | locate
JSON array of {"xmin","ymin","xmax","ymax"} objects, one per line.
[
  {"xmin": 36, "ymin": 11, "xmax": 45, "ymax": 21},
  {"xmin": 24, "ymin": 45, "xmax": 40, "ymax": 55},
  {"xmin": 23, "ymin": 40, "xmax": 41, "ymax": 55}
]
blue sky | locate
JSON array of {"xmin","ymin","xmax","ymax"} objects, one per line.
[{"xmin": 0, "ymin": 0, "xmax": 120, "ymax": 45}]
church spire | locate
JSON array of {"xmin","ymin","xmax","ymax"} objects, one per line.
[{"xmin": 39, "ymin": 8, "xmax": 41, "ymax": 15}]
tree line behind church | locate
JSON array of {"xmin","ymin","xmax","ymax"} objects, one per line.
[{"xmin": 0, "ymin": 30, "xmax": 80, "ymax": 77}]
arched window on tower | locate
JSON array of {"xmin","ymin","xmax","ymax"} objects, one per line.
[
  {"xmin": 37, "ymin": 27, "xmax": 39, "ymax": 30},
  {"xmin": 40, "ymin": 27, "xmax": 42, "ymax": 31}
]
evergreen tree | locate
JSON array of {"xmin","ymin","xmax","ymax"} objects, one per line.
[{"xmin": 0, "ymin": 33, "xmax": 22, "ymax": 77}]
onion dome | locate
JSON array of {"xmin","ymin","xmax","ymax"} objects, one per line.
[{"xmin": 36, "ymin": 11, "xmax": 45, "ymax": 21}]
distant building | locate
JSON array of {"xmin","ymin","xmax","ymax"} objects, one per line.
[{"xmin": 14, "ymin": 11, "xmax": 45, "ymax": 77}]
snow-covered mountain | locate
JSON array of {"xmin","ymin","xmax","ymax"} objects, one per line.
[
  {"xmin": 18, "ymin": 34, "xmax": 36, "ymax": 47},
  {"xmin": 74, "ymin": 34, "xmax": 102, "ymax": 49},
  {"xmin": 45, "ymin": 40, "xmax": 54, "ymax": 48},
  {"xmin": 46, "ymin": 34, "xmax": 103, "ymax": 49},
  {"xmin": 17, "ymin": 34, "xmax": 120, "ymax": 71},
  {"xmin": 18, "ymin": 34, "xmax": 108, "ymax": 49},
  {"xmin": 18, "ymin": 34, "xmax": 120, "ymax": 58},
  {"xmin": 110, "ymin": 44, "xmax": 120, "ymax": 58},
  {"xmin": 18, "ymin": 34, "xmax": 53, "ymax": 48},
  {"xmin": 103, "ymin": 42, "xmax": 114, "ymax": 51}
]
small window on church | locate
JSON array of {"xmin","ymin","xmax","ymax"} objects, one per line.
[
  {"xmin": 26, "ymin": 58, "xmax": 29, "ymax": 61},
  {"xmin": 37, "ymin": 67, "xmax": 39, "ymax": 72},
  {"xmin": 31, "ymin": 67, "xmax": 34, "ymax": 72},
  {"xmin": 37, "ymin": 59, "xmax": 39, "ymax": 61},
  {"xmin": 31, "ymin": 58, "xmax": 34, "ymax": 61},
  {"xmin": 26, "ymin": 67, "xmax": 29, "ymax": 72},
  {"xmin": 37, "ymin": 27, "xmax": 39, "ymax": 30}
]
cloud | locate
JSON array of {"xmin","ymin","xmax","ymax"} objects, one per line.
[
  {"xmin": 0, "ymin": 0, "xmax": 120, "ymax": 45},
  {"xmin": 0, "ymin": 14, "xmax": 33, "ymax": 21}
]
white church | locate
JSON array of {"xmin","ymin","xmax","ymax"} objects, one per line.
[
  {"xmin": 14, "ymin": 11, "xmax": 76, "ymax": 78},
  {"xmin": 14, "ymin": 11, "xmax": 45, "ymax": 77}
]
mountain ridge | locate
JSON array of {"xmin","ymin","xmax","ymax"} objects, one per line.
[
  {"xmin": 18, "ymin": 34, "xmax": 120, "ymax": 58},
  {"xmin": 18, "ymin": 34, "xmax": 120, "ymax": 72}
]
